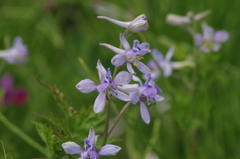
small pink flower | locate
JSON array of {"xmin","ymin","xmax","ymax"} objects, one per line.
[{"xmin": 0, "ymin": 74, "xmax": 27, "ymax": 106}]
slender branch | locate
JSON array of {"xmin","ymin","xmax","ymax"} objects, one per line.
[
  {"xmin": 0, "ymin": 140, "xmax": 7, "ymax": 159},
  {"xmin": 108, "ymin": 102, "xmax": 131, "ymax": 136},
  {"xmin": 0, "ymin": 112, "xmax": 49, "ymax": 158},
  {"xmin": 102, "ymin": 99, "xmax": 111, "ymax": 146}
]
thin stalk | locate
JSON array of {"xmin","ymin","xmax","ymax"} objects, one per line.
[
  {"xmin": 0, "ymin": 112, "xmax": 49, "ymax": 158},
  {"xmin": 102, "ymin": 99, "xmax": 111, "ymax": 146},
  {"xmin": 0, "ymin": 140, "xmax": 7, "ymax": 159},
  {"xmin": 112, "ymin": 66, "xmax": 119, "ymax": 78},
  {"xmin": 108, "ymin": 102, "xmax": 131, "ymax": 136}
]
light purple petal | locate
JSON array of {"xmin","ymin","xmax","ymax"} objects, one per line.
[
  {"xmin": 203, "ymin": 25, "xmax": 213, "ymax": 40},
  {"xmin": 132, "ymin": 75, "xmax": 142, "ymax": 85},
  {"xmin": 136, "ymin": 61, "xmax": 151, "ymax": 74},
  {"xmin": 213, "ymin": 43, "xmax": 221, "ymax": 52},
  {"xmin": 98, "ymin": 144, "xmax": 121, "ymax": 156},
  {"xmin": 213, "ymin": 31, "xmax": 229, "ymax": 43},
  {"xmin": 155, "ymin": 95, "xmax": 164, "ymax": 101},
  {"xmin": 200, "ymin": 46, "xmax": 210, "ymax": 53},
  {"xmin": 147, "ymin": 60, "xmax": 158, "ymax": 70},
  {"xmin": 194, "ymin": 34, "xmax": 204, "ymax": 46},
  {"xmin": 97, "ymin": 83, "xmax": 108, "ymax": 92},
  {"xmin": 152, "ymin": 49, "xmax": 164, "ymax": 62},
  {"xmin": 114, "ymin": 71, "xmax": 132, "ymax": 85},
  {"xmin": 62, "ymin": 142, "xmax": 84, "ymax": 154},
  {"xmin": 137, "ymin": 85, "xmax": 147, "ymax": 97},
  {"xmin": 118, "ymin": 84, "xmax": 139, "ymax": 93},
  {"xmin": 111, "ymin": 89, "xmax": 131, "ymax": 101},
  {"xmin": 13, "ymin": 37, "xmax": 23, "ymax": 46},
  {"xmin": 127, "ymin": 63, "xmax": 135, "ymax": 74},
  {"xmin": 99, "ymin": 43, "xmax": 125, "ymax": 55},
  {"xmin": 97, "ymin": 60, "xmax": 107, "ymax": 83},
  {"xmin": 163, "ymin": 63, "xmax": 172, "ymax": 77},
  {"xmin": 94, "ymin": 92, "xmax": 106, "ymax": 113},
  {"xmin": 143, "ymin": 87, "xmax": 157, "ymax": 98},
  {"xmin": 120, "ymin": 34, "xmax": 131, "ymax": 51},
  {"xmin": 97, "ymin": 16, "xmax": 130, "ymax": 28},
  {"xmin": 140, "ymin": 42, "xmax": 150, "ymax": 50},
  {"xmin": 165, "ymin": 47, "xmax": 174, "ymax": 61},
  {"xmin": 140, "ymin": 101, "xmax": 150, "ymax": 124},
  {"xmin": 76, "ymin": 79, "xmax": 97, "ymax": 93},
  {"xmin": 88, "ymin": 127, "xmax": 96, "ymax": 148},
  {"xmin": 154, "ymin": 85, "xmax": 162, "ymax": 93},
  {"xmin": 129, "ymin": 92, "xmax": 140, "ymax": 104},
  {"xmin": 111, "ymin": 54, "xmax": 126, "ymax": 66}
]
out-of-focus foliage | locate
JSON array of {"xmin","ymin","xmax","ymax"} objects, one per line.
[{"xmin": 0, "ymin": 0, "xmax": 239, "ymax": 159}]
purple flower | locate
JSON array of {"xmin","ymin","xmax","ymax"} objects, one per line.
[
  {"xmin": 62, "ymin": 127, "xmax": 121, "ymax": 159},
  {"xmin": 76, "ymin": 60, "xmax": 132, "ymax": 113},
  {"xmin": 0, "ymin": 37, "xmax": 28, "ymax": 65},
  {"xmin": 120, "ymin": 75, "xmax": 164, "ymax": 124},
  {"xmin": 0, "ymin": 74, "xmax": 27, "ymax": 106},
  {"xmin": 97, "ymin": 14, "xmax": 149, "ymax": 33},
  {"xmin": 151, "ymin": 47, "xmax": 174, "ymax": 77},
  {"xmin": 166, "ymin": 10, "xmax": 211, "ymax": 27},
  {"xmin": 194, "ymin": 24, "xmax": 229, "ymax": 53},
  {"xmin": 100, "ymin": 34, "xmax": 151, "ymax": 74}
]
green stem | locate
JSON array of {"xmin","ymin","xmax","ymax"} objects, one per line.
[
  {"xmin": 113, "ymin": 66, "xmax": 119, "ymax": 78},
  {"xmin": 102, "ymin": 99, "xmax": 112, "ymax": 146},
  {"xmin": 0, "ymin": 112, "xmax": 49, "ymax": 158},
  {"xmin": 108, "ymin": 102, "xmax": 131, "ymax": 136}
]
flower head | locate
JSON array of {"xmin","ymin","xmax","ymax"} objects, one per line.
[
  {"xmin": 194, "ymin": 24, "xmax": 229, "ymax": 53},
  {"xmin": 97, "ymin": 14, "xmax": 149, "ymax": 33},
  {"xmin": 119, "ymin": 75, "xmax": 164, "ymax": 124},
  {"xmin": 76, "ymin": 60, "xmax": 132, "ymax": 113},
  {"xmin": 100, "ymin": 34, "xmax": 151, "ymax": 74},
  {"xmin": 62, "ymin": 127, "xmax": 121, "ymax": 159},
  {"xmin": 166, "ymin": 10, "xmax": 211, "ymax": 27},
  {"xmin": 0, "ymin": 74, "xmax": 27, "ymax": 106},
  {"xmin": 0, "ymin": 37, "xmax": 28, "ymax": 65}
]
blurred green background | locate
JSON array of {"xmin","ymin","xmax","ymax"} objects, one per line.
[{"xmin": 0, "ymin": 0, "xmax": 240, "ymax": 158}]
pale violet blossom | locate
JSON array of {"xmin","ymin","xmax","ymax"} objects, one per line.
[
  {"xmin": 119, "ymin": 74, "xmax": 164, "ymax": 124},
  {"xmin": 76, "ymin": 60, "xmax": 132, "ymax": 113},
  {"xmin": 0, "ymin": 37, "xmax": 28, "ymax": 65},
  {"xmin": 149, "ymin": 47, "xmax": 195, "ymax": 78},
  {"xmin": 62, "ymin": 127, "xmax": 121, "ymax": 159},
  {"xmin": 100, "ymin": 34, "xmax": 151, "ymax": 74},
  {"xmin": 194, "ymin": 24, "xmax": 229, "ymax": 53},
  {"xmin": 166, "ymin": 10, "xmax": 211, "ymax": 27},
  {"xmin": 97, "ymin": 14, "xmax": 148, "ymax": 33}
]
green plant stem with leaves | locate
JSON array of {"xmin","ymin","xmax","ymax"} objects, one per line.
[{"xmin": 0, "ymin": 112, "xmax": 49, "ymax": 158}]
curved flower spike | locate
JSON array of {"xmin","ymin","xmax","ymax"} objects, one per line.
[
  {"xmin": 194, "ymin": 24, "xmax": 229, "ymax": 53},
  {"xmin": 97, "ymin": 14, "xmax": 149, "ymax": 33},
  {"xmin": 0, "ymin": 37, "xmax": 28, "ymax": 65},
  {"xmin": 100, "ymin": 34, "xmax": 151, "ymax": 74},
  {"xmin": 166, "ymin": 10, "xmax": 211, "ymax": 27},
  {"xmin": 62, "ymin": 127, "xmax": 121, "ymax": 159},
  {"xmin": 76, "ymin": 60, "xmax": 132, "ymax": 113}
]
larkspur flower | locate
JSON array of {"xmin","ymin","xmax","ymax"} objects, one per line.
[
  {"xmin": 97, "ymin": 14, "xmax": 149, "ymax": 33},
  {"xmin": 194, "ymin": 24, "xmax": 229, "ymax": 53},
  {"xmin": 0, "ymin": 74, "xmax": 27, "ymax": 106},
  {"xmin": 100, "ymin": 34, "xmax": 151, "ymax": 74},
  {"xmin": 0, "ymin": 37, "xmax": 28, "ymax": 65},
  {"xmin": 62, "ymin": 127, "xmax": 121, "ymax": 159},
  {"xmin": 119, "ymin": 74, "xmax": 164, "ymax": 124},
  {"xmin": 166, "ymin": 10, "xmax": 211, "ymax": 27},
  {"xmin": 76, "ymin": 60, "xmax": 132, "ymax": 113},
  {"xmin": 149, "ymin": 47, "xmax": 195, "ymax": 78}
]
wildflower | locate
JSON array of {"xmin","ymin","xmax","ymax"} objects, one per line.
[
  {"xmin": 166, "ymin": 10, "xmax": 211, "ymax": 27},
  {"xmin": 97, "ymin": 14, "xmax": 149, "ymax": 33},
  {"xmin": 0, "ymin": 37, "xmax": 28, "ymax": 65},
  {"xmin": 0, "ymin": 74, "xmax": 27, "ymax": 106},
  {"xmin": 62, "ymin": 127, "xmax": 121, "ymax": 159},
  {"xmin": 100, "ymin": 34, "xmax": 151, "ymax": 74},
  {"xmin": 119, "ymin": 74, "xmax": 164, "ymax": 124},
  {"xmin": 194, "ymin": 24, "xmax": 229, "ymax": 53},
  {"xmin": 76, "ymin": 60, "xmax": 132, "ymax": 113},
  {"xmin": 149, "ymin": 47, "xmax": 195, "ymax": 78}
]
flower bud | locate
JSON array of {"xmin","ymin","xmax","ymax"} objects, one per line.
[{"xmin": 97, "ymin": 14, "xmax": 149, "ymax": 33}]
